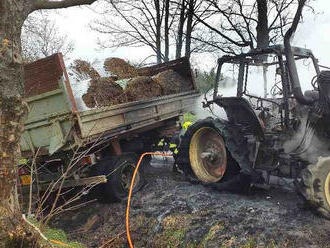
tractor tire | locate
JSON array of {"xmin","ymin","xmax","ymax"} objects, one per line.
[
  {"xmin": 94, "ymin": 153, "xmax": 144, "ymax": 202},
  {"xmin": 176, "ymin": 117, "xmax": 240, "ymax": 183},
  {"xmin": 298, "ymin": 157, "xmax": 330, "ymax": 219}
]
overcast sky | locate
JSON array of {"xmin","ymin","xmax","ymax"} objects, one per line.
[
  {"xmin": 42, "ymin": 0, "xmax": 330, "ymax": 72},
  {"xmin": 49, "ymin": 0, "xmax": 329, "ymax": 66}
]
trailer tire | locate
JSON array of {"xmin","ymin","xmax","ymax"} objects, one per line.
[
  {"xmin": 96, "ymin": 153, "xmax": 144, "ymax": 202},
  {"xmin": 298, "ymin": 157, "xmax": 330, "ymax": 219}
]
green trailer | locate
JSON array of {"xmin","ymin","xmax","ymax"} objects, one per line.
[{"xmin": 19, "ymin": 53, "xmax": 200, "ymax": 200}]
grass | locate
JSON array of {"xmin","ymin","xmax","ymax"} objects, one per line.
[
  {"xmin": 198, "ymin": 221, "xmax": 225, "ymax": 248},
  {"xmin": 154, "ymin": 214, "xmax": 192, "ymax": 248},
  {"xmin": 27, "ymin": 217, "xmax": 86, "ymax": 248},
  {"xmin": 240, "ymin": 237, "xmax": 258, "ymax": 248}
]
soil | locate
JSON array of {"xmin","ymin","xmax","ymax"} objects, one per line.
[{"xmin": 51, "ymin": 159, "xmax": 330, "ymax": 248}]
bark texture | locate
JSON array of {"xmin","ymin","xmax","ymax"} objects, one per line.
[
  {"xmin": 0, "ymin": 0, "xmax": 29, "ymax": 209},
  {"xmin": 154, "ymin": 0, "xmax": 162, "ymax": 64},
  {"xmin": 0, "ymin": 0, "xmax": 97, "ymax": 211},
  {"xmin": 175, "ymin": 0, "xmax": 186, "ymax": 59},
  {"xmin": 164, "ymin": 0, "xmax": 170, "ymax": 62},
  {"xmin": 256, "ymin": 0, "xmax": 269, "ymax": 49},
  {"xmin": 185, "ymin": 0, "xmax": 194, "ymax": 58}
]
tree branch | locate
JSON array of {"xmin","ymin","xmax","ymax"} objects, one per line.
[{"xmin": 32, "ymin": 0, "xmax": 97, "ymax": 11}]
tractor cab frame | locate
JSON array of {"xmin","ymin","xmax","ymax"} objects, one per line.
[{"xmin": 206, "ymin": 45, "xmax": 321, "ymax": 132}]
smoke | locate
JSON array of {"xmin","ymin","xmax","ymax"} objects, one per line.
[
  {"xmin": 283, "ymin": 115, "xmax": 330, "ymax": 164},
  {"xmin": 192, "ymin": 77, "xmax": 237, "ymax": 120},
  {"xmin": 70, "ymin": 79, "xmax": 91, "ymax": 111}
]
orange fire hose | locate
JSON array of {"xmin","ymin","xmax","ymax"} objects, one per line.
[{"xmin": 126, "ymin": 152, "xmax": 172, "ymax": 248}]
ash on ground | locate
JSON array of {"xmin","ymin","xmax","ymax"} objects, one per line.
[{"xmin": 51, "ymin": 157, "xmax": 330, "ymax": 248}]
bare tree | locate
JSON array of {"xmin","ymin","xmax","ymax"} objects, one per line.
[
  {"xmin": 91, "ymin": 0, "xmax": 167, "ymax": 63},
  {"xmin": 0, "ymin": 0, "xmax": 98, "ymax": 228},
  {"xmin": 91, "ymin": 0, "xmax": 213, "ymax": 63},
  {"xmin": 21, "ymin": 11, "xmax": 74, "ymax": 62},
  {"xmin": 175, "ymin": 0, "xmax": 186, "ymax": 59},
  {"xmin": 92, "ymin": 0, "xmax": 304, "ymax": 62},
  {"xmin": 190, "ymin": 0, "xmax": 312, "ymax": 55}
]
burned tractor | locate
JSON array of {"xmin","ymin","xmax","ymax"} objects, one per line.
[{"xmin": 177, "ymin": 40, "xmax": 330, "ymax": 219}]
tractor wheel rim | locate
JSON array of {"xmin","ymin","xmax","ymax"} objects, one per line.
[
  {"xmin": 325, "ymin": 171, "xmax": 330, "ymax": 207},
  {"xmin": 120, "ymin": 162, "xmax": 140, "ymax": 192},
  {"xmin": 189, "ymin": 127, "xmax": 227, "ymax": 183}
]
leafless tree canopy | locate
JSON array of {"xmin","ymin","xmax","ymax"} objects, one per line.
[
  {"xmin": 21, "ymin": 12, "xmax": 74, "ymax": 62},
  {"xmin": 91, "ymin": 0, "xmax": 212, "ymax": 63},
  {"xmin": 191, "ymin": 0, "xmax": 314, "ymax": 55},
  {"xmin": 91, "ymin": 0, "xmax": 313, "ymax": 62}
]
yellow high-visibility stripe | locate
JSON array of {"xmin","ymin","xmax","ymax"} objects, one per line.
[{"xmin": 169, "ymin": 143, "xmax": 177, "ymax": 148}]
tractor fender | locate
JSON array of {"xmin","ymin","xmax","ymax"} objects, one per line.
[
  {"xmin": 213, "ymin": 118, "xmax": 261, "ymax": 180},
  {"xmin": 177, "ymin": 117, "xmax": 261, "ymax": 182}
]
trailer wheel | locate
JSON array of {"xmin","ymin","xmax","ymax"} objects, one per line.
[
  {"xmin": 298, "ymin": 157, "xmax": 330, "ymax": 219},
  {"xmin": 97, "ymin": 153, "xmax": 144, "ymax": 202}
]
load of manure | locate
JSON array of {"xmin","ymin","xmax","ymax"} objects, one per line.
[
  {"xmin": 125, "ymin": 76, "xmax": 162, "ymax": 101},
  {"xmin": 151, "ymin": 69, "xmax": 184, "ymax": 95},
  {"xmin": 82, "ymin": 77, "xmax": 125, "ymax": 108},
  {"xmin": 104, "ymin": 57, "xmax": 138, "ymax": 79}
]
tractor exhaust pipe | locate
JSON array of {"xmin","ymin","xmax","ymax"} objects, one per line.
[{"xmin": 283, "ymin": 0, "xmax": 314, "ymax": 105}]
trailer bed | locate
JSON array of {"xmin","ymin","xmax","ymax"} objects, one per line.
[{"xmin": 21, "ymin": 54, "xmax": 200, "ymax": 156}]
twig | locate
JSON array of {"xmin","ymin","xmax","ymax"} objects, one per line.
[
  {"xmin": 21, "ymin": 214, "xmax": 54, "ymax": 248},
  {"xmin": 28, "ymin": 148, "xmax": 40, "ymax": 217},
  {"xmin": 99, "ymin": 231, "xmax": 126, "ymax": 248}
]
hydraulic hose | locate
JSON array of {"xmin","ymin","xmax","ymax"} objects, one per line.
[{"xmin": 126, "ymin": 152, "xmax": 172, "ymax": 248}]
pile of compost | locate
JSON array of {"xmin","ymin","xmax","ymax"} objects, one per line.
[
  {"xmin": 70, "ymin": 59, "xmax": 100, "ymax": 81},
  {"xmin": 125, "ymin": 76, "xmax": 162, "ymax": 101},
  {"xmin": 152, "ymin": 69, "xmax": 185, "ymax": 95},
  {"xmin": 103, "ymin": 58, "xmax": 138, "ymax": 80},
  {"xmin": 75, "ymin": 57, "xmax": 190, "ymax": 108},
  {"xmin": 82, "ymin": 77, "xmax": 125, "ymax": 108}
]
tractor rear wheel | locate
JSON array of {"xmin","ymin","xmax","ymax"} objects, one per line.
[
  {"xmin": 299, "ymin": 157, "xmax": 330, "ymax": 219},
  {"xmin": 189, "ymin": 127, "xmax": 227, "ymax": 183},
  {"xmin": 177, "ymin": 118, "xmax": 240, "ymax": 183}
]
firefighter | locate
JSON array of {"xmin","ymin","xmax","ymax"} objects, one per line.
[{"xmin": 156, "ymin": 120, "xmax": 193, "ymax": 172}]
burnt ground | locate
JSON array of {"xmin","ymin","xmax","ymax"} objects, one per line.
[{"xmin": 51, "ymin": 158, "xmax": 330, "ymax": 248}]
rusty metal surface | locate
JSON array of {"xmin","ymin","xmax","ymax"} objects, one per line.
[
  {"xmin": 57, "ymin": 53, "xmax": 78, "ymax": 114},
  {"xmin": 24, "ymin": 54, "xmax": 63, "ymax": 97},
  {"xmin": 77, "ymin": 91, "xmax": 199, "ymax": 139},
  {"xmin": 24, "ymin": 53, "xmax": 78, "ymax": 113}
]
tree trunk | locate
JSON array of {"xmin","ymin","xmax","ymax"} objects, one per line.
[
  {"xmin": 0, "ymin": 1, "xmax": 27, "ymax": 212},
  {"xmin": 256, "ymin": 0, "xmax": 269, "ymax": 50},
  {"xmin": 154, "ymin": 0, "xmax": 162, "ymax": 64},
  {"xmin": 176, "ymin": 0, "xmax": 186, "ymax": 59},
  {"xmin": 185, "ymin": 0, "xmax": 194, "ymax": 59},
  {"xmin": 164, "ymin": 0, "xmax": 170, "ymax": 62}
]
